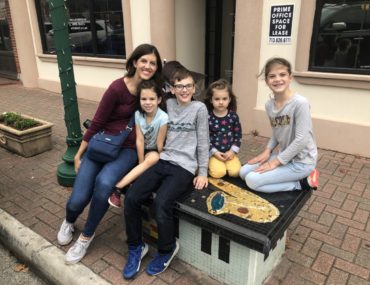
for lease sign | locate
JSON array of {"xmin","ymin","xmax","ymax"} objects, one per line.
[{"xmin": 269, "ymin": 5, "xmax": 294, "ymax": 44}]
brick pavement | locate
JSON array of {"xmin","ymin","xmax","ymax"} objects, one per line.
[{"xmin": 1, "ymin": 82, "xmax": 370, "ymax": 285}]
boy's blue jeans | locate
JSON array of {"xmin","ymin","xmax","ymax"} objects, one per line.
[
  {"xmin": 124, "ymin": 160, "xmax": 193, "ymax": 252},
  {"xmin": 239, "ymin": 155, "xmax": 315, "ymax": 193},
  {"xmin": 65, "ymin": 148, "xmax": 137, "ymax": 237}
]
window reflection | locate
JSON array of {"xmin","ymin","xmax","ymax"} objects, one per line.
[
  {"xmin": 0, "ymin": 0, "xmax": 11, "ymax": 51},
  {"xmin": 310, "ymin": 1, "xmax": 370, "ymax": 74},
  {"xmin": 36, "ymin": 0, "xmax": 125, "ymax": 58}
]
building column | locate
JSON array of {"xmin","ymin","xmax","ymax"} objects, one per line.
[
  {"xmin": 232, "ymin": 0, "xmax": 263, "ymax": 133},
  {"xmin": 129, "ymin": 0, "xmax": 151, "ymax": 49},
  {"xmin": 8, "ymin": 0, "xmax": 38, "ymax": 87},
  {"xmin": 150, "ymin": 0, "xmax": 176, "ymax": 61},
  {"xmin": 122, "ymin": 0, "xmax": 133, "ymax": 56}
]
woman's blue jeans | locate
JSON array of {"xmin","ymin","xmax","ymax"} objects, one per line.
[
  {"xmin": 239, "ymin": 155, "xmax": 315, "ymax": 193},
  {"xmin": 65, "ymin": 148, "xmax": 137, "ymax": 237}
]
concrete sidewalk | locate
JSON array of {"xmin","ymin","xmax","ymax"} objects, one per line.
[{"xmin": 1, "ymin": 82, "xmax": 370, "ymax": 285}]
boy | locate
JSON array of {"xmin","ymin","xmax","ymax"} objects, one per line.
[{"xmin": 122, "ymin": 67, "xmax": 209, "ymax": 279}]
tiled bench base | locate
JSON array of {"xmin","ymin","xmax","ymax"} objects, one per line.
[{"xmin": 177, "ymin": 219, "xmax": 285, "ymax": 285}]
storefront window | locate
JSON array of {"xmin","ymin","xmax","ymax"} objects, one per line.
[
  {"xmin": 35, "ymin": 0, "xmax": 125, "ymax": 58},
  {"xmin": 310, "ymin": 1, "xmax": 370, "ymax": 74},
  {"xmin": 0, "ymin": 0, "xmax": 11, "ymax": 51}
]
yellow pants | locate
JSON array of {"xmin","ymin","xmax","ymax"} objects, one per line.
[{"xmin": 208, "ymin": 156, "xmax": 242, "ymax": 178}]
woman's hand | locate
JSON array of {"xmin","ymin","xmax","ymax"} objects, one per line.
[
  {"xmin": 74, "ymin": 155, "xmax": 82, "ymax": 173},
  {"xmin": 193, "ymin": 176, "xmax": 208, "ymax": 190},
  {"xmin": 248, "ymin": 148, "xmax": 271, "ymax": 165},
  {"xmin": 254, "ymin": 158, "xmax": 281, "ymax": 173},
  {"xmin": 74, "ymin": 140, "xmax": 88, "ymax": 174}
]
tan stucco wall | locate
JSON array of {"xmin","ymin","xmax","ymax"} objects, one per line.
[
  {"xmin": 150, "ymin": 0, "xmax": 176, "ymax": 61},
  {"xmin": 8, "ymin": 0, "xmax": 38, "ymax": 87},
  {"xmin": 130, "ymin": 0, "xmax": 151, "ymax": 46},
  {"xmin": 175, "ymin": 0, "xmax": 205, "ymax": 74},
  {"xmin": 236, "ymin": 0, "xmax": 370, "ymax": 157},
  {"xmin": 123, "ymin": 0, "xmax": 133, "ymax": 55},
  {"xmin": 232, "ymin": 1, "xmax": 263, "ymax": 136}
]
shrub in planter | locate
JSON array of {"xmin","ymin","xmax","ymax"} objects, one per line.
[
  {"xmin": 0, "ymin": 112, "xmax": 54, "ymax": 157},
  {"xmin": 0, "ymin": 112, "xmax": 41, "ymax": 130}
]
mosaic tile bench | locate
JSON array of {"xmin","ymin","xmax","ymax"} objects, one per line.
[{"xmin": 142, "ymin": 177, "xmax": 311, "ymax": 285}]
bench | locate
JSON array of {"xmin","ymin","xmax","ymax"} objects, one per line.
[{"xmin": 142, "ymin": 177, "xmax": 312, "ymax": 285}]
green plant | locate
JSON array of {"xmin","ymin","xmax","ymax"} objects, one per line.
[{"xmin": 0, "ymin": 112, "xmax": 41, "ymax": 130}]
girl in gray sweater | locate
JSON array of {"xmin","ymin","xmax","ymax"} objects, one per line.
[{"xmin": 240, "ymin": 58, "xmax": 319, "ymax": 193}]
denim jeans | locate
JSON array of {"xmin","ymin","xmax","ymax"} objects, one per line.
[
  {"xmin": 66, "ymin": 148, "xmax": 137, "ymax": 237},
  {"xmin": 239, "ymin": 155, "xmax": 315, "ymax": 193},
  {"xmin": 124, "ymin": 160, "xmax": 193, "ymax": 252}
]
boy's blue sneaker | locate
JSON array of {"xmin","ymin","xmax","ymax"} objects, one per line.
[
  {"xmin": 122, "ymin": 243, "xmax": 148, "ymax": 279},
  {"xmin": 146, "ymin": 241, "xmax": 179, "ymax": 276}
]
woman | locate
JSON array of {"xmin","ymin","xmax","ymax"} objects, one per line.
[{"xmin": 57, "ymin": 44, "xmax": 163, "ymax": 264}]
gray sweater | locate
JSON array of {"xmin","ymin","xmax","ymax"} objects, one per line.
[
  {"xmin": 266, "ymin": 93, "xmax": 317, "ymax": 165},
  {"xmin": 160, "ymin": 98, "xmax": 209, "ymax": 176}
]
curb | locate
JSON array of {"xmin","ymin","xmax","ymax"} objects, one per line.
[{"xmin": 0, "ymin": 208, "xmax": 111, "ymax": 285}]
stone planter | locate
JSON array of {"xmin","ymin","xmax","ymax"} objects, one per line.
[{"xmin": 0, "ymin": 114, "xmax": 53, "ymax": 157}]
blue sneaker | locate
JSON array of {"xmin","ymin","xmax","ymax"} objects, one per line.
[
  {"xmin": 122, "ymin": 243, "xmax": 148, "ymax": 279},
  {"xmin": 146, "ymin": 241, "xmax": 179, "ymax": 276}
]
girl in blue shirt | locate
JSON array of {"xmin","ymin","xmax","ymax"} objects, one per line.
[{"xmin": 108, "ymin": 79, "xmax": 168, "ymax": 207}]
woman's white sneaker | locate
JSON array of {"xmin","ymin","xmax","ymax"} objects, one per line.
[
  {"xmin": 57, "ymin": 219, "xmax": 74, "ymax": 245},
  {"xmin": 65, "ymin": 234, "xmax": 95, "ymax": 264}
]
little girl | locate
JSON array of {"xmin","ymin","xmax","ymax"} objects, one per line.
[
  {"xmin": 108, "ymin": 79, "xmax": 168, "ymax": 207},
  {"xmin": 205, "ymin": 79, "xmax": 242, "ymax": 178},
  {"xmin": 239, "ymin": 57, "xmax": 319, "ymax": 193}
]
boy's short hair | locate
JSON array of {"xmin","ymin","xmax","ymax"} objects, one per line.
[
  {"xmin": 163, "ymin": 61, "xmax": 204, "ymax": 83},
  {"xmin": 170, "ymin": 67, "xmax": 194, "ymax": 85}
]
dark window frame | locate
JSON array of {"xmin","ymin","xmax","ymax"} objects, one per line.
[
  {"xmin": 309, "ymin": 0, "xmax": 370, "ymax": 75},
  {"xmin": 35, "ymin": 0, "xmax": 125, "ymax": 59}
]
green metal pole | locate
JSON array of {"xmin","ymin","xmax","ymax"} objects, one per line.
[{"xmin": 48, "ymin": 0, "xmax": 82, "ymax": 186}]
